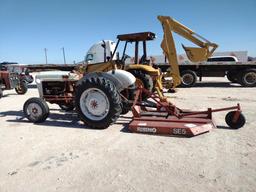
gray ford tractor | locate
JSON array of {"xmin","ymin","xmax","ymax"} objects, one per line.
[{"xmin": 23, "ymin": 69, "xmax": 135, "ymax": 129}]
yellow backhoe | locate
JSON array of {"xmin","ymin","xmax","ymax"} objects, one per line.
[{"xmin": 157, "ymin": 15, "xmax": 218, "ymax": 88}]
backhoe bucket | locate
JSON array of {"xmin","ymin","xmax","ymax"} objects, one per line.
[{"xmin": 182, "ymin": 45, "xmax": 209, "ymax": 62}]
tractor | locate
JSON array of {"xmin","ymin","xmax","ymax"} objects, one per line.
[
  {"xmin": 23, "ymin": 69, "xmax": 135, "ymax": 129},
  {"xmin": 0, "ymin": 62, "xmax": 30, "ymax": 98}
]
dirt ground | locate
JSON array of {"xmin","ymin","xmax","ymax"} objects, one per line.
[{"xmin": 0, "ymin": 77, "xmax": 255, "ymax": 192}]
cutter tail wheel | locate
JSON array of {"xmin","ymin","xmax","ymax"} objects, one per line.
[
  {"xmin": 225, "ymin": 111, "xmax": 246, "ymax": 129},
  {"xmin": 23, "ymin": 97, "xmax": 49, "ymax": 123},
  {"xmin": 75, "ymin": 76, "xmax": 121, "ymax": 129}
]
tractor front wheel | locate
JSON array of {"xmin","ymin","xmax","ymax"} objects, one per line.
[{"xmin": 23, "ymin": 97, "xmax": 49, "ymax": 123}]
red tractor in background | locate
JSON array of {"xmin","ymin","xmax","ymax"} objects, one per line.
[{"xmin": 0, "ymin": 62, "xmax": 33, "ymax": 98}]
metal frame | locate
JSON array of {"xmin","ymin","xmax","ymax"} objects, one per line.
[{"xmin": 42, "ymin": 78, "xmax": 77, "ymax": 105}]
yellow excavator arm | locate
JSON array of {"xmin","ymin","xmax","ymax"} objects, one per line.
[{"xmin": 157, "ymin": 15, "xmax": 218, "ymax": 88}]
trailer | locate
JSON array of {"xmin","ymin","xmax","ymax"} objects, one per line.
[
  {"xmin": 18, "ymin": 60, "xmax": 256, "ymax": 88},
  {"xmin": 83, "ymin": 39, "xmax": 256, "ymax": 88},
  {"xmin": 153, "ymin": 60, "xmax": 256, "ymax": 87},
  {"xmin": 5, "ymin": 63, "xmax": 77, "ymax": 72}
]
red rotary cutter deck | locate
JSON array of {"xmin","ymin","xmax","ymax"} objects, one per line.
[{"xmin": 128, "ymin": 88, "xmax": 245, "ymax": 137}]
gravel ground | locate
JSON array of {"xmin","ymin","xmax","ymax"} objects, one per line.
[{"xmin": 0, "ymin": 77, "xmax": 255, "ymax": 192}]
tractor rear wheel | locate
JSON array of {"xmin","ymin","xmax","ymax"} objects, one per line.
[
  {"xmin": 23, "ymin": 97, "xmax": 49, "ymax": 123},
  {"xmin": 75, "ymin": 76, "xmax": 121, "ymax": 129},
  {"xmin": 15, "ymin": 81, "xmax": 28, "ymax": 95},
  {"xmin": 129, "ymin": 70, "xmax": 153, "ymax": 91},
  {"xmin": 129, "ymin": 70, "xmax": 153, "ymax": 100}
]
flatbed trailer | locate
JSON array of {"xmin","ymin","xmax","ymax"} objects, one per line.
[
  {"xmin": 23, "ymin": 64, "xmax": 77, "ymax": 72},
  {"xmin": 154, "ymin": 61, "xmax": 256, "ymax": 87},
  {"xmin": 6, "ymin": 60, "xmax": 256, "ymax": 88}
]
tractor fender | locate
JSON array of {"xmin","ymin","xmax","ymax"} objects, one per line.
[
  {"xmin": 83, "ymin": 70, "xmax": 135, "ymax": 92},
  {"xmin": 107, "ymin": 69, "xmax": 136, "ymax": 90}
]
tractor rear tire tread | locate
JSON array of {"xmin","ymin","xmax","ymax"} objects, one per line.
[{"xmin": 129, "ymin": 70, "xmax": 153, "ymax": 91}]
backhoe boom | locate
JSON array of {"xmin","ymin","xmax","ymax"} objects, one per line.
[{"xmin": 158, "ymin": 15, "xmax": 218, "ymax": 88}]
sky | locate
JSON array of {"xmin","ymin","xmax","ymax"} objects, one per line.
[{"xmin": 0, "ymin": 0, "xmax": 255, "ymax": 64}]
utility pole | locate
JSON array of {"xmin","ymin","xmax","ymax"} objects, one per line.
[
  {"xmin": 44, "ymin": 48, "xmax": 48, "ymax": 64},
  {"xmin": 62, "ymin": 47, "xmax": 66, "ymax": 64}
]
